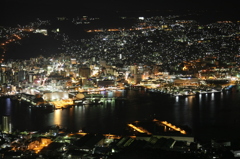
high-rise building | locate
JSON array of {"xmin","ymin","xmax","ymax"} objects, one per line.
[
  {"xmin": 18, "ymin": 70, "xmax": 26, "ymax": 81},
  {"xmin": 2, "ymin": 115, "xmax": 12, "ymax": 134},
  {"xmin": 79, "ymin": 65, "xmax": 90, "ymax": 78}
]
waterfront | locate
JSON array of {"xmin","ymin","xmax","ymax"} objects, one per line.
[{"xmin": 1, "ymin": 87, "xmax": 240, "ymax": 142}]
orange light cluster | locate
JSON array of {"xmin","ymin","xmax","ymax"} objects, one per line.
[
  {"xmin": 127, "ymin": 124, "xmax": 151, "ymax": 135},
  {"xmin": 128, "ymin": 124, "xmax": 145, "ymax": 133},
  {"xmin": 50, "ymin": 99, "xmax": 74, "ymax": 108},
  {"xmin": 161, "ymin": 121, "xmax": 186, "ymax": 134}
]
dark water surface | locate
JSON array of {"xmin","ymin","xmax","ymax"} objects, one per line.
[{"xmin": 1, "ymin": 88, "xmax": 240, "ymax": 141}]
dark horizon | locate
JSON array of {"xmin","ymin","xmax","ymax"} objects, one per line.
[{"xmin": 3, "ymin": 0, "xmax": 240, "ymax": 26}]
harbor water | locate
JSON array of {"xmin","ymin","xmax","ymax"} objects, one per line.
[{"xmin": 1, "ymin": 87, "xmax": 240, "ymax": 142}]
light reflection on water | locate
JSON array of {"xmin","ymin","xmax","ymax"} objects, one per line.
[
  {"xmin": 1, "ymin": 88, "xmax": 240, "ymax": 140},
  {"xmin": 5, "ymin": 98, "xmax": 12, "ymax": 115},
  {"xmin": 54, "ymin": 109, "xmax": 61, "ymax": 126}
]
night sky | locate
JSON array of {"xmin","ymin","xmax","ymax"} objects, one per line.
[{"xmin": 3, "ymin": 0, "xmax": 240, "ymax": 19}]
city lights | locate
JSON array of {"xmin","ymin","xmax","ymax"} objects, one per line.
[{"xmin": 1, "ymin": 6, "xmax": 240, "ymax": 158}]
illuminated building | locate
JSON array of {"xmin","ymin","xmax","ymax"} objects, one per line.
[
  {"xmin": 71, "ymin": 58, "xmax": 77, "ymax": 64},
  {"xmin": 34, "ymin": 29, "xmax": 48, "ymax": 36},
  {"xmin": 0, "ymin": 72, "xmax": 7, "ymax": 84},
  {"xmin": 79, "ymin": 65, "xmax": 91, "ymax": 86},
  {"xmin": 2, "ymin": 115, "xmax": 12, "ymax": 134},
  {"xmin": 18, "ymin": 70, "xmax": 27, "ymax": 81},
  {"xmin": 42, "ymin": 92, "xmax": 69, "ymax": 101}
]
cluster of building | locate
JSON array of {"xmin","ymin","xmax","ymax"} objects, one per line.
[
  {"xmin": 1, "ymin": 10, "xmax": 240, "ymax": 158},
  {"xmin": 0, "ymin": 11, "xmax": 240, "ymax": 102},
  {"xmin": 1, "ymin": 118, "xmax": 239, "ymax": 158}
]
